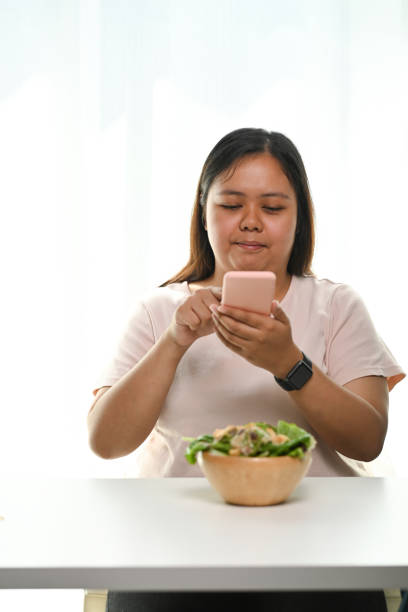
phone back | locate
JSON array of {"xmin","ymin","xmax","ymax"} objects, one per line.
[{"xmin": 221, "ymin": 271, "xmax": 276, "ymax": 315}]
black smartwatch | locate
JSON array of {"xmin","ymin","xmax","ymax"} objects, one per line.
[{"xmin": 274, "ymin": 352, "xmax": 313, "ymax": 391}]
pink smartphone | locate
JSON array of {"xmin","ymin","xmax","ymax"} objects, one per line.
[{"xmin": 221, "ymin": 271, "xmax": 276, "ymax": 315}]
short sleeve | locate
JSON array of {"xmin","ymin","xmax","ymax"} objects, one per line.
[
  {"xmin": 326, "ymin": 284, "xmax": 405, "ymax": 391},
  {"xmin": 92, "ymin": 301, "xmax": 155, "ymax": 395}
]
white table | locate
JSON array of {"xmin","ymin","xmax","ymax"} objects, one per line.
[{"xmin": 1, "ymin": 477, "xmax": 407, "ymax": 591}]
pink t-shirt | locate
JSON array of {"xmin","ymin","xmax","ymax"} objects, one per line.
[{"xmin": 93, "ymin": 275, "xmax": 405, "ymax": 478}]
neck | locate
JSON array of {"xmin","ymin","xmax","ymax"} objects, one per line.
[{"xmin": 274, "ymin": 272, "xmax": 292, "ymax": 303}]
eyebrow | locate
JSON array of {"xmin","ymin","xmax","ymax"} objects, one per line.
[{"xmin": 216, "ymin": 189, "xmax": 290, "ymax": 199}]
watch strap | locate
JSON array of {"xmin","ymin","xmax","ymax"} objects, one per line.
[{"xmin": 274, "ymin": 352, "xmax": 313, "ymax": 391}]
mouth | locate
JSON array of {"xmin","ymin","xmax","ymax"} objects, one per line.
[{"xmin": 234, "ymin": 241, "xmax": 267, "ymax": 251}]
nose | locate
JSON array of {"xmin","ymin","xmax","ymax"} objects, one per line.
[{"xmin": 239, "ymin": 205, "xmax": 262, "ymax": 232}]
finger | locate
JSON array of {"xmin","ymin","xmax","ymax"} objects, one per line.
[
  {"xmin": 212, "ymin": 311, "xmax": 249, "ymax": 347},
  {"xmin": 270, "ymin": 300, "xmax": 289, "ymax": 323},
  {"xmin": 177, "ymin": 295, "xmax": 210, "ymax": 330},
  {"xmin": 201, "ymin": 289, "xmax": 221, "ymax": 311},
  {"xmin": 215, "ymin": 304, "xmax": 266, "ymax": 328},
  {"xmin": 192, "ymin": 288, "xmax": 221, "ymax": 313},
  {"xmin": 177, "ymin": 309, "xmax": 201, "ymax": 330},
  {"xmin": 190, "ymin": 299, "xmax": 213, "ymax": 327},
  {"xmin": 211, "ymin": 306, "xmax": 253, "ymax": 341},
  {"xmin": 189, "ymin": 291, "xmax": 222, "ymax": 326},
  {"xmin": 212, "ymin": 314, "xmax": 244, "ymax": 352}
]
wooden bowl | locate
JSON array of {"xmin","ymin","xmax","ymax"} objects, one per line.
[{"xmin": 197, "ymin": 451, "xmax": 312, "ymax": 506}]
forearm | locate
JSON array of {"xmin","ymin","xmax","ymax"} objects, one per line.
[
  {"xmin": 211, "ymin": 300, "xmax": 388, "ymax": 462},
  {"xmin": 287, "ymin": 360, "xmax": 387, "ymax": 462},
  {"xmin": 87, "ymin": 329, "xmax": 188, "ymax": 459}
]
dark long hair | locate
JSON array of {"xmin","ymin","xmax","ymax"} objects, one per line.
[{"xmin": 161, "ymin": 128, "xmax": 315, "ymax": 286}]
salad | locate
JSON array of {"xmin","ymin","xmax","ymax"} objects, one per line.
[{"xmin": 184, "ymin": 420, "xmax": 316, "ymax": 465}]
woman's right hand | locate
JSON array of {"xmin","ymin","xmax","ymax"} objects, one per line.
[{"xmin": 168, "ymin": 287, "xmax": 222, "ymax": 347}]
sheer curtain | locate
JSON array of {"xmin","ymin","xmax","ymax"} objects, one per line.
[{"xmin": 0, "ymin": 0, "xmax": 407, "ymax": 480}]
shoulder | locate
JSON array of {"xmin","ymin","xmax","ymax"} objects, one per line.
[
  {"xmin": 134, "ymin": 282, "xmax": 190, "ymax": 333},
  {"xmin": 293, "ymin": 274, "xmax": 362, "ymax": 308},
  {"xmin": 140, "ymin": 282, "xmax": 190, "ymax": 311},
  {"xmin": 296, "ymin": 275, "xmax": 377, "ymax": 345},
  {"xmin": 112, "ymin": 282, "xmax": 190, "ymax": 347},
  {"xmin": 288, "ymin": 275, "xmax": 369, "ymax": 335},
  {"xmin": 294, "ymin": 274, "xmax": 349, "ymax": 293}
]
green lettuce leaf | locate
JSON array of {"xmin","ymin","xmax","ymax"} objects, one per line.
[{"xmin": 184, "ymin": 421, "xmax": 316, "ymax": 464}]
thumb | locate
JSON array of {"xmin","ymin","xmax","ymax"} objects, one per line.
[{"xmin": 270, "ymin": 300, "xmax": 289, "ymax": 323}]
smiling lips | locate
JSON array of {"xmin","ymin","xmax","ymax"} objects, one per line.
[{"xmin": 235, "ymin": 241, "xmax": 267, "ymax": 251}]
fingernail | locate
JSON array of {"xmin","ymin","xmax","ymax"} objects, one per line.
[{"xmin": 209, "ymin": 304, "xmax": 218, "ymax": 314}]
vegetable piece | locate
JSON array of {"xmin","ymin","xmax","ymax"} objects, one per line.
[{"xmin": 183, "ymin": 421, "xmax": 316, "ymax": 464}]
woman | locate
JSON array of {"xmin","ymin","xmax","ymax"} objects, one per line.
[{"xmin": 88, "ymin": 128, "xmax": 405, "ymax": 611}]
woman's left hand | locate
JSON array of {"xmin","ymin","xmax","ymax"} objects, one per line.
[{"xmin": 210, "ymin": 300, "xmax": 302, "ymax": 378}]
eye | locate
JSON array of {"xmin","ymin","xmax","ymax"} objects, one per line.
[
  {"xmin": 219, "ymin": 204, "xmax": 241, "ymax": 209},
  {"xmin": 264, "ymin": 206, "xmax": 284, "ymax": 213}
]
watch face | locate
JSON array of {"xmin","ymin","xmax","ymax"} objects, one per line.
[{"xmin": 290, "ymin": 362, "xmax": 313, "ymax": 389}]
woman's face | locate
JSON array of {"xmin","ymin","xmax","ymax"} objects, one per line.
[{"xmin": 204, "ymin": 153, "xmax": 298, "ymax": 283}]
